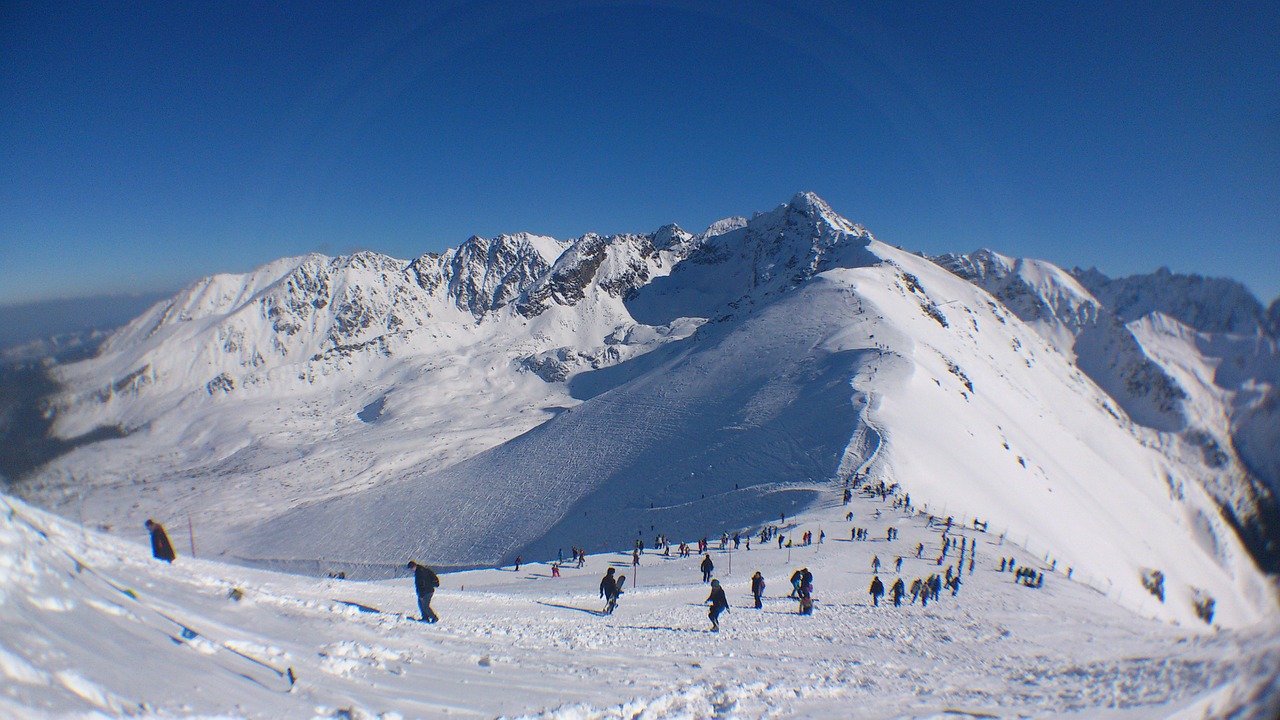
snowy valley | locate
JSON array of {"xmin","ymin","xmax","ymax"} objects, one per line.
[{"xmin": 2, "ymin": 193, "xmax": 1279, "ymax": 717}]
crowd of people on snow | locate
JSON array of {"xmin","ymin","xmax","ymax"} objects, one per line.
[{"xmin": 142, "ymin": 474, "xmax": 1054, "ymax": 632}]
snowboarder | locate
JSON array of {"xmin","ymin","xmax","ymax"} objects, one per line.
[
  {"xmin": 891, "ymin": 577, "xmax": 905, "ymax": 607},
  {"xmin": 751, "ymin": 571, "xmax": 766, "ymax": 609},
  {"xmin": 700, "ymin": 554, "xmax": 715, "ymax": 583},
  {"xmin": 869, "ymin": 575, "xmax": 885, "ymax": 607},
  {"xmin": 145, "ymin": 519, "xmax": 175, "ymax": 563},
  {"xmin": 406, "ymin": 560, "xmax": 440, "ymax": 623},
  {"xmin": 706, "ymin": 579, "xmax": 730, "ymax": 632}
]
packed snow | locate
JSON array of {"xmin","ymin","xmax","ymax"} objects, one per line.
[{"xmin": 4, "ymin": 489, "xmax": 1278, "ymax": 719}]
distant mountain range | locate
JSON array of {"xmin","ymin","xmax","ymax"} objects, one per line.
[{"xmin": 6, "ymin": 193, "xmax": 1277, "ymax": 628}]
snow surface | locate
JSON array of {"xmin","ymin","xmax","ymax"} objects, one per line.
[{"xmin": 4, "ymin": 490, "xmax": 1279, "ymax": 719}]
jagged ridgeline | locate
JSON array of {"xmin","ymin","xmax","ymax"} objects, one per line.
[{"xmin": 10, "ymin": 193, "xmax": 1279, "ymax": 628}]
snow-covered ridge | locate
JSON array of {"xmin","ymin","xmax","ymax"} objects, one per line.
[
  {"xmin": 14, "ymin": 193, "xmax": 1280, "ymax": 632},
  {"xmin": 938, "ymin": 249, "xmax": 1280, "ymax": 577}
]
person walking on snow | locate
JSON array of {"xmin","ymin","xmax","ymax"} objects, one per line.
[
  {"xmin": 406, "ymin": 560, "xmax": 440, "ymax": 623},
  {"xmin": 872, "ymin": 555, "xmax": 881, "ymax": 573},
  {"xmin": 145, "ymin": 519, "xmax": 176, "ymax": 563},
  {"xmin": 891, "ymin": 577, "xmax": 905, "ymax": 607},
  {"xmin": 706, "ymin": 579, "xmax": 730, "ymax": 632},
  {"xmin": 700, "ymin": 554, "xmax": 715, "ymax": 583},
  {"xmin": 790, "ymin": 568, "xmax": 805, "ymax": 598},
  {"xmin": 600, "ymin": 568, "xmax": 621, "ymax": 614},
  {"xmin": 869, "ymin": 575, "xmax": 885, "ymax": 607},
  {"xmin": 751, "ymin": 571, "xmax": 766, "ymax": 609}
]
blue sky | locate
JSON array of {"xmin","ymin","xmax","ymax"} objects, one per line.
[{"xmin": 2, "ymin": 0, "xmax": 1277, "ymax": 307}]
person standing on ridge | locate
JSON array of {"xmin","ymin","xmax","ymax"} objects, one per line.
[
  {"xmin": 145, "ymin": 519, "xmax": 175, "ymax": 563},
  {"xmin": 706, "ymin": 579, "xmax": 730, "ymax": 632},
  {"xmin": 406, "ymin": 560, "xmax": 440, "ymax": 623}
]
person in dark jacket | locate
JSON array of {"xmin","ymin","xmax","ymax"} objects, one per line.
[
  {"xmin": 750, "ymin": 571, "xmax": 766, "ymax": 609},
  {"xmin": 869, "ymin": 575, "xmax": 885, "ymax": 607},
  {"xmin": 789, "ymin": 568, "xmax": 805, "ymax": 598},
  {"xmin": 706, "ymin": 579, "xmax": 730, "ymax": 632},
  {"xmin": 145, "ymin": 519, "xmax": 176, "ymax": 563},
  {"xmin": 700, "ymin": 554, "xmax": 715, "ymax": 583},
  {"xmin": 600, "ymin": 567, "xmax": 620, "ymax": 614},
  {"xmin": 406, "ymin": 560, "xmax": 440, "ymax": 623},
  {"xmin": 891, "ymin": 577, "xmax": 906, "ymax": 607}
]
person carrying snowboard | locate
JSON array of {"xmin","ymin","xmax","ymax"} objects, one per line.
[
  {"xmin": 145, "ymin": 519, "xmax": 176, "ymax": 563},
  {"xmin": 706, "ymin": 579, "xmax": 730, "ymax": 632},
  {"xmin": 599, "ymin": 567, "xmax": 619, "ymax": 614},
  {"xmin": 406, "ymin": 560, "xmax": 440, "ymax": 623}
]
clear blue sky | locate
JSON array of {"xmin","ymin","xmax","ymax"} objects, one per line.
[{"xmin": 3, "ymin": 0, "xmax": 1277, "ymax": 307}]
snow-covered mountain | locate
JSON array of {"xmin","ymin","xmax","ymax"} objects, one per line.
[
  {"xmin": 935, "ymin": 250, "xmax": 1280, "ymax": 577},
  {"xmin": 11, "ymin": 193, "xmax": 1278, "ymax": 630}
]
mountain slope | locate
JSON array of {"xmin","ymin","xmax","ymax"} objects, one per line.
[{"xmin": 12, "ymin": 194, "xmax": 1278, "ymax": 630}]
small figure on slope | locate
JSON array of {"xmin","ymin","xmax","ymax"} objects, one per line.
[
  {"xmin": 145, "ymin": 519, "xmax": 175, "ymax": 563},
  {"xmin": 706, "ymin": 579, "xmax": 730, "ymax": 632},
  {"xmin": 406, "ymin": 560, "xmax": 440, "ymax": 623}
]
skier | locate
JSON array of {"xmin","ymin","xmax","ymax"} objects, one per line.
[
  {"xmin": 406, "ymin": 560, "xmax": 440, "ymax": 623},
  {"xmin": 869, "ymin": 575, "xmax": 885, "ymax": 607},
  {"xmin": 700, "ymin": 554, "xmax": 715, "ymax": 583},
  {"xmin": 145, "ymin": 519, "xmax": 176, "ymax": 563},
  {"xmin": 706, "ymin": 579, "xmax": 730, "ymax": 632},
  {"xmin": 751, "ymin": 571, "xmax": 766, "ymax": 609},
  {"xmin": 891, "ymin": 577, "xmax": 905, "ymax": 607}
]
